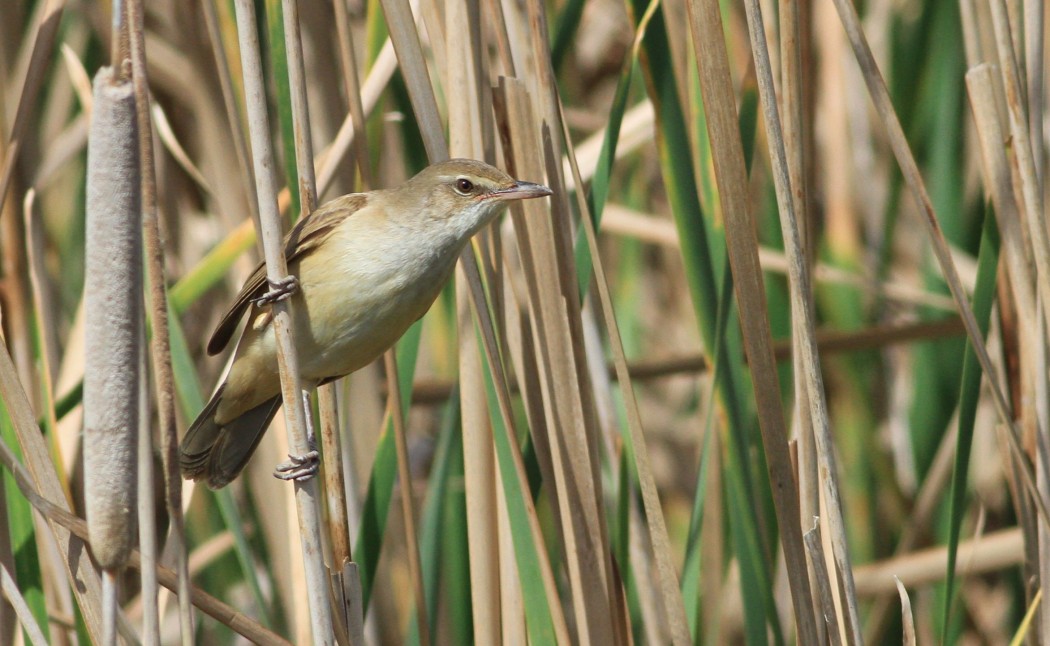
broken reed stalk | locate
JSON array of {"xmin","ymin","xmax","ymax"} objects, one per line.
[
  {"xmin": 230, "ymin": 0, "xmax": 334, "ymax": 640},
  {"xmin": 83, "ymin": 65, "xmax": 142, "ymax": 573}
]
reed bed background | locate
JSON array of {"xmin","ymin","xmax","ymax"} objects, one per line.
[{"xmin": 0, "ymin": 0, "xmax": 1046, "ymax": 643}]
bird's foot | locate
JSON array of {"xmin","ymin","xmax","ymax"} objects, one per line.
[
  {"xmin": 253, "ymin": 275, "xmax": 300, "ymax": 306},
  {"xmin": 273, "ymin": 448, "xmax": 320, "ymax": 482}
]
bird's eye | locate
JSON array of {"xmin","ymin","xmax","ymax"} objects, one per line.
[{"xmin": 454, "ymin": 178, "xmax": 475, "ymax": 195}]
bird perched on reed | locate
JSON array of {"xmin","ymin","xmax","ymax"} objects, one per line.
[{"xmin": 180, "ymin": 158, "xmax": 551, "ymax": 488}]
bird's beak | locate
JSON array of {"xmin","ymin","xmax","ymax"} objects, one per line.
[{"xmin": 489, "ymin": 180, "xmax": 553, "ymax": 201}]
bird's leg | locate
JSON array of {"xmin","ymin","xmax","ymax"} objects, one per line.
[
  {"xmin": 273, "ymin": 390, "xmax": 320, "ymax": 482},
  {"xmin": 253, "ymin": 275, "xmax": 300, "ymax": 306}
]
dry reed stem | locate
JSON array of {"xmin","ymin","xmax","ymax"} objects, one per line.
[
  {"xmin": 279, "ymin": 1, "xmax": 366, "ymax": 639},
  {"xmin": 827, "ymin": 0, "xmax": 1013, "ymax": 434},
  {"xmin": 501, "ymin": 82, "xmax": 616, "ymax": 644},
  {"xmin": 685, "ymin": 0, "xmax": 819, "ymax": 640},
  {"xmin": 803, "ymin": 522, "xmax": 841, "ymax": 646},
  {"xmin": 989, "ymin": 0, "xmax": 1050, "ymax": 335},
  {"xmin": 331, "ymin": 0, "xmax": 374, "ymax": 188},
  {"xmin": 384, "ymin": 350, "xmax": 430, "ymax": 644},
  {"xmin": 460, "ymin": 244, "xmax": 572, "ymax": 643},
  {"xmin": 231, "ymin": 0, "xmax": 333, "ymax": 641},
  {"xmin": 455, "ymin": 282, "xmax": 503, "ymax": 643},
  {"xmin": 443, "ymin": 0, "xmax": 503, "ymax": 638},
  {"xmin": 0, "ymin": 560, "xmax": 48, "ymax": 646},
  {"xmin": 319, "ymin": 386, "xmax": 351, "ymax": 564},
  {"xmin": 0, "ymin": 436, "xmax": 294, "ymax": 645},
  {"xmin": 124, "ymin": 0, "xmax": 193, "ymax": 640},
  {"xmin": 378, "ymin": 0, "xmax": 445, "ymax": 161},
  {"xmin": 0, "ymin": 338, "xmax": 104, "ymax": 640},
  {"xmin": 200, "ymin": 0, "xmax": 258, "ymax": 223},
  {"xmin": 966, "ymin": 65, "xmax": 1036, "ymax": 328},
  {"xmin": 740, "ymin": 0, "xmax": 862, "ymax": 640},
  {"xmin": 894, "ymin": 577, "xmax": 916, "ymax": 646},
  {"xmin": 562, "ymin": 100, "xmax": 692, "ymax": 644},
  {"xmin": 0, "ymin": 0, "xmax": 64, "ymax": 211},
  {"xmin": 852, "ymin": 527, "xmax": 1022, "ymax": 595}
]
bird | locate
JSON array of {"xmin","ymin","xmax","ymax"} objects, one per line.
[{"xmin": 179, "ymin": 158, "xmax": 551, "ymax": 488}]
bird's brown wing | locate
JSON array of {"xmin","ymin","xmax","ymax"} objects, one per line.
[{"xmin": 206, "ymin": 193, "xmax": 370, "ymax": 355}]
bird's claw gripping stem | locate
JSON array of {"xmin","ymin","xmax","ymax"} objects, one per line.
[
  {"xmin": 274, "ymin": 448, "xmax": 319, "ymax": 482},
  {"xmin": 253, "ymin": 275, "xmax": 300, "ymax": 307},
  {"xmin": 274, "ymin": 391, "xmax": 318, "ymax": 482}
]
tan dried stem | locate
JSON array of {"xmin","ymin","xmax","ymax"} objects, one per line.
[{"xmin": 231, "ymin": 0, "xmax": 334, "ymax": 640}]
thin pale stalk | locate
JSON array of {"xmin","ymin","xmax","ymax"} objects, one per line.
[
  {"xmin": 894, "ymin": 578, "xmax": 916, "ymax": 646},
  {"xmin": 803, "ymin": 523, "xmax": 842, "ymax": 646},
  {"xmin": 341, "ymin": 562, "xmax": 366, "ymax": 645},
  {"xmin": 1024, "ymin": 0, "xmax": 1043, "ymax": 181},
  {"xmin": 456, "ymin": 287, "xmax": 502, "ymax": 644},
  {"xmin": 281, "ymin": 0, "xmax": 318, "ymax": 212},
  {"xmin": 102, "ymin": 570, "xmax": 117, "ymax": 646},
  {"xmin": 200, "ymin": 0, "xmax": 259, "ymax": 223},
  {"xmin": 989, "ymin": 0, "xmax": 1050, "ymax": 336},
  {"xmin": 124, "ymin": 0, "xmax": 192, "ymax": 640},
  {"xmin": 740, "ymin": 0, "xmax": 862, "ymax": 641},
  {"xmin": 684, "ymin": 0, "xmax": 819, "ymax": 640},
  {"xmin": 231, "ymin": 0, "xmax": 334, "ymax": 642},
  {"xmin": 332, "ymin": 0, "xmax": 374, "ymax": 188},
  {"xmin": 0, "ymin": 562, "xmax": 48, "ymax": 646},
  {"xmin": 966, "ymin": 65, "xmax": 1036, "ymax": 328},
  {"xmin": 384, "ymin": 351, "xmax": 430, "ymax": 645},
  {"xmin": 443, "ymin": 0, "xmax": 501, "ymax": 638}
]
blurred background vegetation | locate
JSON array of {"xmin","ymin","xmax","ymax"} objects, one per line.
[{"xmin": 0, "ymin": 0, "xmax": 1046, "ymax": 643}]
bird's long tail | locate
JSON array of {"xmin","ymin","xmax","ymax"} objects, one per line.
[{"xmin": 179, "ymin": 384, "xmax": 283, "ymax": 489}]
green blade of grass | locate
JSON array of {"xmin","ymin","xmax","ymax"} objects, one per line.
[{"xmin": 942, "ymin": 203, "xmax": 999, "ymax": 637}]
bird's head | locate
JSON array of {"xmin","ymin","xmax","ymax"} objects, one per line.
[{"xmin": 398, "ymin": 158, "xmax": 552, "ymax": 239}]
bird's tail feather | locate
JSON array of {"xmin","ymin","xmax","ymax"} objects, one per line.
[{"xmin": 180, "ymin": 384, "xmax": 283, "ymax": 489}]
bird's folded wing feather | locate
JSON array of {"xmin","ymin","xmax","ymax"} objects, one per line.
[{"xmin": 206, "ymin": 193, "xmax": 370, "ymax": 355}]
